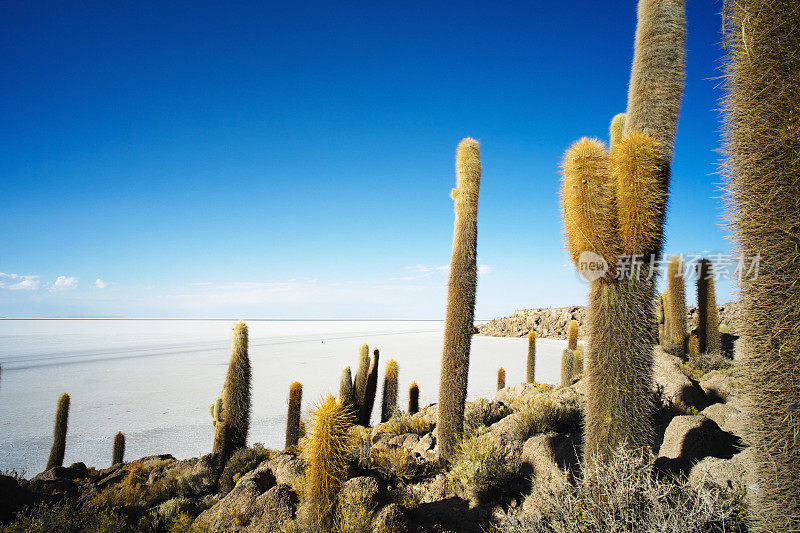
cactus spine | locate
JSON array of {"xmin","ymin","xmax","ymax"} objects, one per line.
[
  {"xmin": 567, "ymin": 320, "xmax": 579, "ymax": 350},
  {"xmin": 560, "ymin": 350, "xmax": 575, "ymax": 387},
  {"xmin": 338, "ymin": 366, "xmax": 355, "ymax": 409},
  {"xmin": 353, "ymin": 344, "xmax": 370, "ymax": 415},
  {"xmin": 663, "ymin": 256, "xmax": 688, "ymax": 356},
  {"xmin": 438, "ymin": 138, "xmax": 481, "ymax": 463},
  {"xmin": 285, "ymin": 381, "xmax": 303, "ymax": 449},
  {"xmin": 359, "ymin": 349, "xmax": 380, "ymax": 426},
  {"xmin": 46, "ymin": 393, "xmax": 70, "ymax": 470},
  {"xmin": 497, "ymin": 367, "xmax": 506, "ymax": 391},
  {"xmin": 112, "ymin": 431, "xmax": 125, "ymax": 465},
  {"xmin": 300, "ymin": 395, "xmax": 355, "ymax": 530},
  {"xmin": 218, "ymin": 321, "xmax": 251, "ymax": 462},
  {"xmin": 527, "ymin": 330, "xmax": 536, "ymax": 383},
  {"xmin": 408, "ymin": 382, "xmax": 419, "ymax": 415},
  {"xmin": 380, "ymin": 359, "xmax": 399, "ymax": 423},
  {"xmin": 561, "ymin": 0, "xmax": 684, "ymax": 461},
  {"xmin": 724, "ymin": 1, "xmax": 800, "ymax": 529},
  {"xmin": 696, "ymin": 259, "xmax": 720, "ymax": 353}
]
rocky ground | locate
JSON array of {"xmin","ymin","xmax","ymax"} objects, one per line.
[
  {"xmin": 478, "ymin": 302, "xmax": 742, "ymax": 339},
  {"xmin": 0, "ymin": 347, "xmax": 747, "ymax": 532}
]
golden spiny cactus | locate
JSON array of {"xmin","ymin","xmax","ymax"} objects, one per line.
[
  {"xmin": 664, "ymin": 256, "xmax": 687, "ymax": 357},
  {"xmin": 611, "ymin": 131, "xmax": 666, "ymax": 256},
  {"xmin": 112, "ymin": 431, "xmax": 125, "ymax": 465},
  {"xmin": 574, "ymin": 345, "xmax": 584, "ymax": 375},
  {"xmin": 724, "ymin": 1, "xmax": 800, "ymax": 528},
  {"xmin": 380, "ymin": 359, "xmax": 399, "ymax": 422},
  {"xmin": 438, "ymin": 138, "xmax": 481, "ymax": 463},
  {"xmin": 497, "ymin": 367, "xmax": 505, "ymax": 391},
  {"xmin": 567, "ymin": 320, "xmax": 579, "ymax": 350},
  {"xmin": 408, "ymin": 382, "xmax": 419, "ymax": 415},
  {"xmin": 609, "ymin": 113, "xmax": 626, "ymax": 149},
  {"xmin": 561, "ymin": 138, "xmax": 620, "ymax": 280},
  {"xmin": 285, "ymin": 381, "xmax": 303, "ymax": 449},
  {"xmin": 46, "ymin": 392, "xmax": 70, "ymax": 470},
  {"xmin": 696, "ymin": 259, "xmax": 720, "ymax": 353},
  {"xmin": 300, "ymin": 395, "xmax": 355, "ymax": 530},
  {"xmin": 561, "ymin": 0, "xmax": 685, "ymax": 462},
  {"xmin": 527, "ymin": 330, "xmax": 536, "ymax": 383}
]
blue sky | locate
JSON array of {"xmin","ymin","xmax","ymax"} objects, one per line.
[{"xmin": 1, "ymin": 1, "xmax": 737, "ymax": 318}]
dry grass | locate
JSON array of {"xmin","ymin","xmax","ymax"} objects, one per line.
[
  {"xmin": 447, "ymin": 432, "xmax": 510, "ymax": 505},
  {"xmin": 511, "ymin": 394, "xmax": 582, "ymax": 442},
  {"xmin": 373, "ymin": 413, "xmax": 433, "ymax": 439}
]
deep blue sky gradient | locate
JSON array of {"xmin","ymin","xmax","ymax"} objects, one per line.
[{"xmin": 0, "ymin": 1, "xmax": 735, "ymax": 318}]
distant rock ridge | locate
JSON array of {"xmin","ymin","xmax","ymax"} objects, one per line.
[{"xmin": 477, "ymin": 302, "xmax": 741, "ymax": 339}]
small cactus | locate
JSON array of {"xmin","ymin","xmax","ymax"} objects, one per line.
[
  {"xmin": 696, "ymin": 259, "xmax": 721, "ymax": 353},
  {"xmin": 46, "ymin": 393, "xmax": 70, "ymax": 470},
  {"xmin": 299, "ymin": 395, "xmax": 355, "ymax": 530},
  {"xmin": 353, "ymin": 343, "xmax": 370, "ymax": 414},
  {"xmin": 285, "ymin": 381, "xmax": 303, "ymax": 449},
  {"xmin": 359, "ymin": 349, "xmax": 380, "ymax": 426},
  {"xmin": 567, "ymin": 320, "xmax": 579, "ymax": 350},
  {"xmin": 664, "ymin": 256, "xmax": 688, "ymax": 357},
  {"xmin": 609, "ymin": 112, "xmax": 626, "ymax": 149},
  {"xmin": 338, "ymin": 366, "xmax": 355, "ymax": 409},
  {"xmin": 380, "ymin": 359, "xmax": 399, "ymax": 423},
  {"xmin": 408, "ymin": 382, "xmax": 420, "ymax": 415},
  {"xmin": 657, "ymin": 293, "xmax": 666, "ymax": 345},
  {"xmin": 527, "ymin": 330, "xmax": 536, "ymax": 383},
  {"xmin": 560, "ymin": 349, "xmax": 575, "ymax": 388},
  {"xmin": 112, "ymin": 431, "xmax": 125, "ymax": 465},
  {"xmin": 497, "ymin": 367, "xmax": 506, "ymax": 391},
  {"xmin": 211, "ymin": 396, "xmax": 225, "ymax": 455},
  {"xmin": 438, "ymin": 138, "xmax": 482, "ymax": 462},
  {"xmin": 687, "ymin": 335, "xmax": 699, "ymax": 360}
]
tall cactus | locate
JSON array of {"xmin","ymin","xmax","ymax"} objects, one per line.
[
  {"xmin": 353, "ymin": 343, "xmax": 370, "ymax": 415},
  {"xmin": 438, "ymin": 138, "xmax": 481, "ymax": 463},
  {"xmin": 408, "ymin": 382, "xmax": 419, "ymax": 415},
  {"xmin": 112, "ymin": 431, "xmax": 125, "ymax": 465},
  {"xmin": 300, "ymin": 395, "xmax": 355, "ymax": 530},
  {"xmin": 663, "ymin": 256, "xmax": 688, "ymax": 356},
  {"xmin": 527, "ymin": 330, "xmax": 536, "ymax": 383},
  {"xmin": 359, "ymin": 348, "xmax": 380, "ymax": 426},
  {"xmin": 338, "ymin": 366, "xmax": 355, "ymax": 409},
  {"xmin": 724, "ymin": 1, "xmax": 800, "ymax": 529},
  {"xmin": 567, "ymin": 320, "xmax": 579, "ymax": 350},
  {"xmin": 218, "ymin": 321, "xmax": 251, "ymax": 462},
  {"xmin": 560, "ymin": 0, "xmax": 685, "ymax": 461},
  {"xmin": 497, "ymin": 367, "xmax": 506, "ymax": 391},
  {"xmin": 380, "ymin": 359, "xmax": 399, "ymax": 423},
  {"xmin": 46, "ymin": 393, "xmax": 70, "ymax": 470},
  {"xmin": 285, "ymin": 381, "xmax": 303, "ymax": 449},
  {"xmin": 696, "ymin": 259, "xmax": 720, "ymax": 354}
]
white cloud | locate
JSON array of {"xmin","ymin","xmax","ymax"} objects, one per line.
[
  {"xmin": 51, "ymin": 276, "xmax": 78, "ymax": 291},
  {"xmin": 191, "ymin": 282, "xmax": 212, "ymax": 286},
  {"xmin": 392, "ymin": 263, "xmax": 491, "ymax": 281},
  {"xmin": 478, "ymin": 264, "xmax": 493, "ymax": 275},
  {"xmin": 0, "ymin": 272, "xmax": 40, "ymax": 290},
  {"xmin": 94, "ymin": 278, "xmax": 108, "ymax": 289}
]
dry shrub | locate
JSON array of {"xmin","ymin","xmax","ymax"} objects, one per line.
[
  {"xmin": 494, "ymin": 446, "xmax": 746, "ymax": 532},
  {"xmin": 374, "ymin": 413, "xmax": 433, "ymax": 439},
  {"xmin": 218, "ymin": 443, "xmax": 272, "ymax": 494},
  {"xmin": 511, "ymin": 394, "xmax": 582, "ymax": 442},
  {"xmin": 447, "ymin": 432, "xmax": 510, "ymax": 504},
  {"xmin": 370, "ymin": 446, "xmax": 419, "ymax": 482}
]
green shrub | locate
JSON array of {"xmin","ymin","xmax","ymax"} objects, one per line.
[
  {"xmin": 374, "ymin": 413, "xmax": 433, "ymax": 439},
  {"xmin": 219, "ymin": 443, "xmax": 272, "ymax": 494}
]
